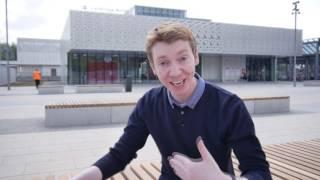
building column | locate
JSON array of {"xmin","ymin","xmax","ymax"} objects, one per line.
[
  {"xmin": 273, "ymin": 56, "xmax": 278, "ymax": 82},
  {"xmin": 305, "ymin": 58, "xmax": 309, "ymax": 80},
  {"xmin": 289, "ymin": 57, "xmax": 293, "ymax": 81}
]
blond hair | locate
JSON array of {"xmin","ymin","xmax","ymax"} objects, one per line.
[{"xmin": 145, "ymin": 22, "xmax": 197, "ymax": 66}]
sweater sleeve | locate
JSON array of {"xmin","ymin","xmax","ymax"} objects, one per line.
[
  {"xmin": 93, "ymin": 98, "xmax": 150, "ymax": 179},
  {"xmin": 223, "ymin": 95, "xmax": 272, "ymax": 180}
]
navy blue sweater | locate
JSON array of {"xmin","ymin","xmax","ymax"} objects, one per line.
[{"xmin": 94, "ymin": 82, "xmax": 272, "ymax": 180}]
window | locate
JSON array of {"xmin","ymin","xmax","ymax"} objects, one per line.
[{"xmin": 51, "ymin": 68, "xmax": 57, "ymax": 77}]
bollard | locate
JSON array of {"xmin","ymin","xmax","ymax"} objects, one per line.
[{"xmin": 125, "ymin": 76, "xmax": 132, "ymax": 92}]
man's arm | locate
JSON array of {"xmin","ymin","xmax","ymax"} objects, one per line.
[
  {"xmin": 71, "ymin": 166, "xmax": 102, "ymax": 180},
  {"xmin": 224, "ymin": 96, "xmax": 272, "ymax": 180},
  {"xmin": 73, "ymin": 96, "xmax": 150, "ymax": 179}
]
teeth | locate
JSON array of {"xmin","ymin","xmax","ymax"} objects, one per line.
[{"xmin": 172, "ymin": 80, "xmax": 184, "ymax": 86}]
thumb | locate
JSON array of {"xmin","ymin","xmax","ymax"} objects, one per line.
[{"xmin": 196, "ymin": 136, "xmax": 211, "ymax": 161}]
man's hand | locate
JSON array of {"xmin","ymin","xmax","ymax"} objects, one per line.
[{"xmin": 168, "ymin": 137, "xmax": 232, "ymax": 180}]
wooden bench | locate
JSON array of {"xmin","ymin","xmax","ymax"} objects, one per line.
[
  {"xmin": 31, "ymin": 139, "xmax": 320, "ymax": 180},
  {"xmin": 44, "ymin": 96, "xmax": 290, "ymax": 127},
  {"xmin": 242, "ymin": 96, "xmax": 290, "ymax": 114},
  {"xmin": 45, "ymin": 101, "xmax": 136, "ymax": 127}
]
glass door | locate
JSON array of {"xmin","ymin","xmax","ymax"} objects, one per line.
[
  {"xmin": 246, "ymin": 56, "xmax": 271, "ymax": 81},
  {"xmin": 79, "ymin": 53, "xmax": 88, "ymax": 84},
  {"xmin": 87, "ymin": 53, "xmax": 95, "ymax": 84}
]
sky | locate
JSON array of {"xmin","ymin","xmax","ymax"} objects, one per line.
[{"xmin": 0, "ymin": 0, "xmax": 319, "ymax": 44}]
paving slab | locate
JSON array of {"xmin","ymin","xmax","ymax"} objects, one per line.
[{"xmin": 0, "ymin": 82, "xmax": 320, "ymax": 179}]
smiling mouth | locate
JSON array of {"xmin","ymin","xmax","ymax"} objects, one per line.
[{"xmin": 171, "ymin": 79, "xmax": 185, "ymax": 87}]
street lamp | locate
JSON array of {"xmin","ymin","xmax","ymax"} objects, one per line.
[
  {"xmin": 5, "ymin": 0, "xmax": 11, "ymax": 90},
  {"xmin": 292, "ymin": 1, "xmax": 300, "ymax": 87}
]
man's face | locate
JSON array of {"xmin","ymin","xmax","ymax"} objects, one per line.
[{"xmin": 151, "ymin": 40, "xmax": 199, "ymax": 102}]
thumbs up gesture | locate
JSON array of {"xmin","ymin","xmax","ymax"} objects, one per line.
[{"xmin": 168, "ymin": 137, "xmax": 232, "ymax": 180}]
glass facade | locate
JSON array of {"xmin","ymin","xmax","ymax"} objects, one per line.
[
  {"xmin": 68, "ymin": 50, "xmax": 203, "ymax": 85},
  {"xmin": 246, "ymin": 56, "xmax": 272, "ymax": 81},
  {"xmin": 277, "ymin": 58, "xmax": 291, "ymax": 81},
  {"xmin": 68, "ymin": 50, "xmax": 155, "ymax": 85},
  {"xmin": 296, "ymin": 56, "xmax": 318, "ymax": 80},
  {"xmin": 134, "ymin": 5, "xmax": 186, "ymax": 18}
]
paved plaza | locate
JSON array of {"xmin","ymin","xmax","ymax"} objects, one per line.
[{"xmin": 0, "ymin": 82, "xmax": 320, "ymax": 179}]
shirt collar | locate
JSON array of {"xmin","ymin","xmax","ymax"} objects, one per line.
[{"xmin": 167, "ymin": 73, "xmax": 205, "ymax": 109}]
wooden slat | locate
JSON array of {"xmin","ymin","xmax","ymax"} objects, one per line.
[
  {"xmin": 264, "ymin": 147, "xmax": 320, "ymax": 171},
  {"xmin": 122, "ymin": 167, "xmax": 140, "ymax": 180},
  {"xmin": 265, "ymin": 141, "xmax": 320, "ymax": 180},
  {"xmin": 266, "ymin": 151, "xmax": 320, "ymax": 177},
  {"xmin": 298, "ymin": 140, "xmax": 320, "ymax": 147},
  {"xmin": 272, "ymin": 144, "xmax": 320, "ymax": 161},
  {"xmin": 309, "ymin": 139, "xmax": 320, "ymax": 143},
  {"xmin": 287, "ymin": 142, "xmax": 320, "ymax": 154},
  {"xmin": 150, "ymin": 162, "xmax": 161, "ymax": 172},
  {"xmin": 264, "ymin": 145, "xmax": 320, "ymax": 164},
  {"xmin": 232, "ymin": 154, "xmax": 291, "ymax": 180},
  {"xmin": 141, "ymin": 162, "xmax": 161, "ymax": 179},
  {"xmin": 267, "ymin": 157, "xmax": 313, "ymax": 180},
  {"xmin": 303, "ymin": 140, "xmax": 320, "ymax": 147},
  {"xmin": 130, "ymin": 163, "xmax": 154, "ymax": 180},
  {"xmin": 292, "ymin": 142, "xmax": 320, "ymax": 152},
  {"xmin": 280, "ymin": 143, "xmax": 320, "ymax": 156},
  {"xmin": 266, "ymin": 144, "xmax": 320, "ymax": 163},
  {"xmin": 304, "ymin": 139, "xmax": 320, "ymax": 144},
  {"xmin": 111, "ymin": 172, "xmax": 126, "ymax": 180},
  {"xmin": 31, "ymin": 139, "xmax": 320, "ymax": 180},
  {"xmin": 270, "ymin": 175, "xmax": 286, "ymax": 180}
]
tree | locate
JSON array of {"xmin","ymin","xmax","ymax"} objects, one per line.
[{"xmin": 0, "ymin": 43, "xmax": 17, "ymax": 60}]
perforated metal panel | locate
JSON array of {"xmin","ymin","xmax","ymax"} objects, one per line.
[{"xmin": 67, "ymin": 10, "xmax": 302, "ymax": 57}]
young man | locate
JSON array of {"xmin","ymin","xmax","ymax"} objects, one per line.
[{"xmin": 72, "ymin": 23, "xmax": 272, "ymax": 180}]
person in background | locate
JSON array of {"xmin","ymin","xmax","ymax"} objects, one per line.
[
  {"xmin": 72, "ymin": 22, "xmax": 272, "ymax": 180},
  {"xmin": 32, "ymin": 68, "xmax": 41, "ymax": 89}
]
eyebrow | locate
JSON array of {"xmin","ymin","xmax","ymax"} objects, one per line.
[
  {"xmin": 155, "ymin": 55, "xmax": 168, "ymax": 61},
  {"xmin": 155, "ymin": 48, "xmax": 190, "ymax": 60},
  {"xmin": 176, "ymin": 49, "xmax": 189, "ymax": 55}
]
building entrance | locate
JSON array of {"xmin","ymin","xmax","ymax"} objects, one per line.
[{"xmin": 246, "ymin": 56, "xmax": 272, "ymax": 81}]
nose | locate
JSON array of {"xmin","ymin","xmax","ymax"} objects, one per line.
[{"xmin": 168, "ymin": 62, "xmax": 182, "ymax": 77}]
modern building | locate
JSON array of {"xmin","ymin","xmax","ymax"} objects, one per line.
[
  {"xmin": 299, "ymin": 38, "xmax": 320, "ymax": 80},
  {"xmin": 17, "ymin": 5, "xmax": 305, "ymax": 85},
  {"xmin": 16, "ymin": 38, "xmax": 61, "ymax": 81}
]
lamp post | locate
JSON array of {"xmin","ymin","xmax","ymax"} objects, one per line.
[
  {"xmin": 292, "ymin": 1, "xmax": 300, "ymax": 87},
  {"xmin": 5, "ymin": 0, "xmax": 11, "ymax": 90}
]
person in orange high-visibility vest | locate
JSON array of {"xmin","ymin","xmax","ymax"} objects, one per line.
[{"xmin": 32, "ymin": 69, "xmax": 41, "ymax": 89}]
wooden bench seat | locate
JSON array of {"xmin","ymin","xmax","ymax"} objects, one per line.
[
  {"xmin": 45, "ymin": 101, "xmax": 136, "ymax": 127},
  {"xmin": 31, "ymin": 139, "xmax": 320, "ymax": 180},
  {"xmin": 44, "ymin": 96, "xmax": 290, "ymax": 127}
]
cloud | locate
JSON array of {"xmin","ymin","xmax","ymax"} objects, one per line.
[
  {"xmin": 10, "ymin": 15, "xmax": 47, "ymax": 30},
  {"xmin": 1, "ymin": 0, "xmax": 320, "ymax": 43}
]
